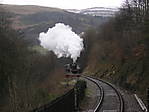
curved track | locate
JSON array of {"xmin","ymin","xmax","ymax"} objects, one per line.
[
  {"xmin": 84, "ymin": 77, "xmax": 104, "ymax": 112},
  {"xmin": 84, "ymin": 76, "xmax": 124, "ymax": 112}
]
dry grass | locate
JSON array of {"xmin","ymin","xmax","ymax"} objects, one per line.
[{"xmin": 1, "ymin": 4, "xmax": 64, "ymax": 15}]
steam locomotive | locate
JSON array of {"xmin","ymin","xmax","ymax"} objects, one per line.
[{"xmin": 64, "ymin": 63, "xmax": 81, "ymax": 74}]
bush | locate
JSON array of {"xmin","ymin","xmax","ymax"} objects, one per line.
[{"xmin": 75, "ymin": 80, "xmax": 87, "ymax": 104}]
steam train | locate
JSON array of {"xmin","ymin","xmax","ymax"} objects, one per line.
[{"xmin": 64, "ymin": 63, "xmax": 81, "ymax": 74}]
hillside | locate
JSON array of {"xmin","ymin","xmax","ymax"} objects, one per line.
[
  {"xmin": 1, "ymin": 4, "xmax": 109, "ymax": 45},
  {"xmin": 83, "ymin": 2, "xmax": 149, "ymax": 103}
]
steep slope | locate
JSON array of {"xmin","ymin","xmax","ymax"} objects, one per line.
[{"xmin": 83, "ymin": 7, "xmax": 149, "ymax": 102}]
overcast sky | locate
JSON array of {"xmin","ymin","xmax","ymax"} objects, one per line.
[{"xmin": 1, "ymin": 0, "xmax": 124, "ymax": 9}]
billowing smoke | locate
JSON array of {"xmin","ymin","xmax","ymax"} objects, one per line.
[{"xmin": 39, "ymin": 23, "xmax": 84, "ymax": 62}]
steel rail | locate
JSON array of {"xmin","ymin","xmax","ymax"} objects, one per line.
[
  {"xmin": 83, "ymin": 76, "xmax": 104, "ymax": 112},
  {"xmin": 84, "ymin": 76, "xmax": 124, "ymax": 112},
  {"xmin": 97, "ymin": 77, "xmax": 124, "ymax": 112}
]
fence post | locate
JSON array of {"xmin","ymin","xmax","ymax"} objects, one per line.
[
  {"xmin": 147, "ymin": 88, "xmax": 149, "ymax": 112},
  {"xmin": 74, "ymin": 77, "xmax": 79, "ymax": 112}
]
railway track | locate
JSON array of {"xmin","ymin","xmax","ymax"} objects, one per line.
[{"xmin": 83, "ymin": 76, "xmax": 124, "ymax": 112}]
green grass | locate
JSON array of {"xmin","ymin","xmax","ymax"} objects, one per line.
[{"xmin": 29, "ymin": 45, "xmax": 48, "ymax": 55}]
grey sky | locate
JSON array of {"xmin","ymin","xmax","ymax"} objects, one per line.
[{"xmin": 2, "ymin": 0, "xmax": 124, "ymax": 9}]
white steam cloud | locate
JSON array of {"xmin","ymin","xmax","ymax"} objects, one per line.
[{"xmin": 39, "ymin": 23, "xmax": 84, "ymax": 62}]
